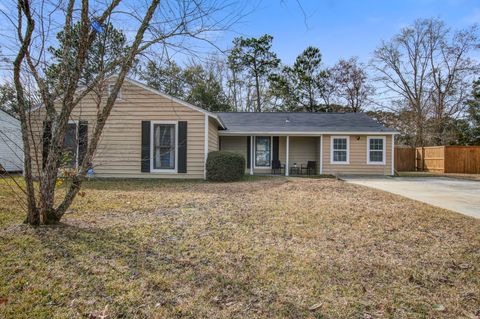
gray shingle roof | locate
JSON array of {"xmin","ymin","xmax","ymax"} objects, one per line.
[{"xmin": 215, "ymin": 112, "xmax": 396, "ymax": 134}]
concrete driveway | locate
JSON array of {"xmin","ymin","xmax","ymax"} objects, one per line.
[{"xmin": 343, "ymin": 176, "xmax": 480, "ymax": 218}]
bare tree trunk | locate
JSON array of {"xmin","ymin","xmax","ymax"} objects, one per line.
[
  {"xmin": 54, "ymin": 0, "xmax": 160, "ymax": 220},
  {"xmin": 308, "ymin": 82, "xmax": 314, "ymax": 112},
  {"xmin": 416, "ymin": 109, "xmax": 425, "ymax": 147},
  {"xmin": 13, "ymin": 0, "xmax": 39, "ymax": 225},
  {"xmin": 39, "ymin": 164, "xmax": 62, "ymax": 224},
  {"xmin": 254, "ymin": 73, "xmax": 261, "ymax": 112},
  {"xmin": 232, "ymin": 69, "xmax": 238, "ymax": 111},
  {"xmin": 9, "ymin": 0, "xmax": 239, "ymax": 225}
]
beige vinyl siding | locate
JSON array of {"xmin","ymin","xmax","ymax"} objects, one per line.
[
  {"xmin": 208, "ymin": 117, "xmax": 219, "ymax": 153},
  {"xmin": 322, "ymin": 135, "xmax": 392, "ymax": 175},
  {"xmin": 288, "ymin": 137, "xmax": 320, "ymax": 173},
  {"xmin": 30, "ymin": 80, "xmax": 208, "ymax": 179},
  {"xmin": 219, "ymin": 136, "xmax": 254, "ymax": 173},
  {"xmin": 220, "ymin": 136, "xmax": 320, "ymax": 174},
  {"xmin": 274, "ymin": 136, "xmax": 320, "ymax": 174},
  {"xmin": 219, "ymin": 135, "xmax": 247, "ymax": 163},
  {"xmin": 219, "ymin": 135, "xmax": 392, "ymax": 176},
  {"xmin": 254, "ymin": 136, "xmax": 312, "ymax": 174}
]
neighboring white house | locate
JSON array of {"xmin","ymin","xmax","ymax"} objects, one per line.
[{"xmin": 0, "ymin": 110, "xmax": 23, "ymax": 172}]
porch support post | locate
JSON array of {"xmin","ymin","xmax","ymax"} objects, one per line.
[
  {"xmin": 319, "ymin": 135, "xmax": 323, "ymax": 175},
  {"xmin": 250, "ymin": 136, "xmax": 254, "ymax": 176},
  {"xmin": 285, "ymin": 136, "xmax": 289, "ymax": 176},
  {"xmin": 204, "ymin": 114, "xmax": 208, "ymax": 180},
  {"xmin": 391, "ymin": 135, "xmax": 395, "ymax": 176}
]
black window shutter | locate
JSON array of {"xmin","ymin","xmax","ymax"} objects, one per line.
[
  {"xmin": 272, "ymin": 136, "xmax": 279, "ymax": 162},
  {"xmin": 178, "ymin": 121, "xmax": 187, "ymax": 173},
  {"xmin": 42, "ymin": 120, "xmax": 52, "ymax": 169},
  {"xmin": 78, "ymin": 120, "xmax": 88, "ymax": 166},
  {"xmin": 141, "ymin": 121, "xmax": 151, "ymax": 172},
  {"xmin": 246, "ymin": 136, "xmax": 251, "ymax": 169}
]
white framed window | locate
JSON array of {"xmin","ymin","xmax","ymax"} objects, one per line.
[
  {"xmin": 254, "ymin": 136, "xmax": 272, "ymax": 168},
  {"xmin": 108, "ymin": 84, "xmax": 122, "ymax": 99},
  {"xmin": 63, "ymin": 120, "xmax": 79, "ymax": 168},
  {"xmin": 367, "ymin": 136, "xmax": 386, "ymax": 165},
  {"xmin": 330, "ymin": 136, "xmax": 349, "ymax": 164},
  {"xmin": 150, "ymin": 121, "xmax": 178, "ymax": 173}
]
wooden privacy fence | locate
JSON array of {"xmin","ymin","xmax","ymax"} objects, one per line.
[
  {"xmin": 394, "ymin": 147, "xmax": 415, "ymax": 172},
  {"xmin": 415, "ymin": 146, "xmax": 445, "ymax": 172},
  {"xmin": 395, "ymin": 146, "xmax": 480, "ymax": 174}
]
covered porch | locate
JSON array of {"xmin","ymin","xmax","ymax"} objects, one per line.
[{"xmin": 219, "ymin": 135, "xmax": 324, "ymax": 176}]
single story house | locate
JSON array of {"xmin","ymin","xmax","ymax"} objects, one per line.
[
  {"xmin": 0, "ymin": 109, "xmax": 23, "ymax": 173},
  {"xmin": 30, "ymin": 77, "xmax": 396, "ymax": 179}
]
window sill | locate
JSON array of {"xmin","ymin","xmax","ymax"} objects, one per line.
[
  {"xmin": 330, "ymin": 161, "xmax": 350, "ymax": 165},
  {"xmin": 150, "ymin": 169, "xmax": 178, "ymax": 174}
]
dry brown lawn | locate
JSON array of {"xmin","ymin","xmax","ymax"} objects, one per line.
[{"xmin": 0, "ymin": 177, "xmax": 479, "ymax": 319}]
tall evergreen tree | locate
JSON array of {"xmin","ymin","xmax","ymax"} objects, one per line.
[
  {"xmin": 183, "ymin": 64, "xmax": 232, "ymax": 112},
  {"xmin": 268, "ymin": 72, "xmax": 298, "ymax": 111},
  {"xmin": 139, "ymin": 59, "xmax": 185, "ymax": 98},
  {"xmin": 269, "ymin": 46, "xmax": 329, "ymax": 112},
  {"xmin": 46, "ymin": 22, "xmax": 129, "ymax": 90},
  {"xmin": 228, "ymin": 35, "xmax": 280, "ymax": 111},
  {"xmin": 291, "ymin": 46, "xmax": 328, "ymax": 111},
  {"xmin": 138, "ymin": 59, "xmax": 232, "ymax": 112}
]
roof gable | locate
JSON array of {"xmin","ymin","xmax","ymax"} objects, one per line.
[
  {"xmin": 28, "ymin": 76, "xmax": 225, "ymax": 128},
  {"xmin": 123, "ymin": 77, "xmax": 225, "ymax": 128}
]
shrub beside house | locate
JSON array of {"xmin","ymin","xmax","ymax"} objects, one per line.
[{"xmin": 206, "ymin": 151, "xmax": 245, "ymax": 181}]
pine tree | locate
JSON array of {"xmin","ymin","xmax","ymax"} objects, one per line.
[
  {"xmin": 45, "ymin": 22, "xmax": 128, "ymax": 90},
  {"xmin": 228, "ymin": 35, "xmax": 280, "ymax": 111},
  {"xmin": 269, "ymin": 46, "xmax": 329, "ymax": 112}
]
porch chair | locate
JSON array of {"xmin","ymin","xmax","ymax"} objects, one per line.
[
  {"xmin": 301, "ymin": 161, "xmax": 317, "ymax": 176},
  {"xmin": 271, "ymin": 159, "xmax": 285, "ymax": 175}
]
